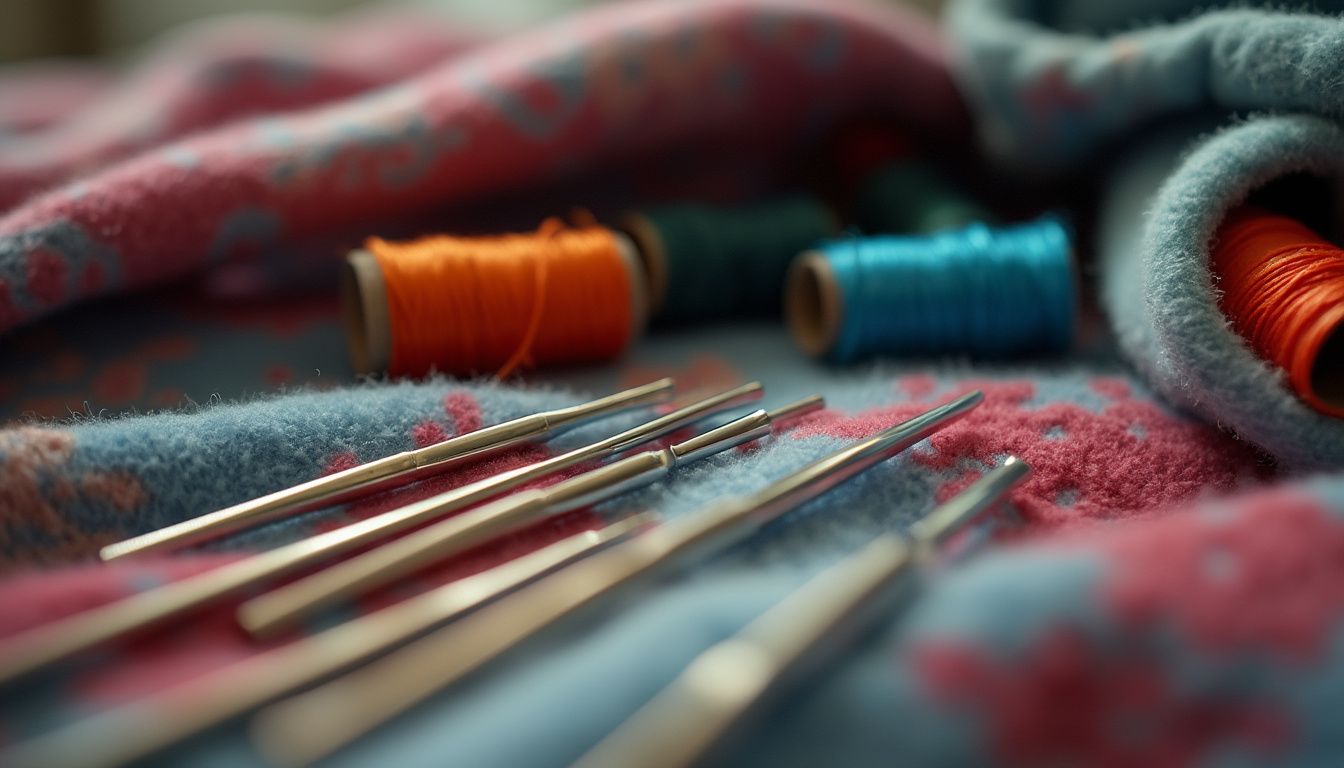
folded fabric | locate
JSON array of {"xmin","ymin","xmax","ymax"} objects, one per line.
[
  {"xmin": 1100, "ymin": 114, "xmax": 1344, "ymax": 470},
  {"xmin": 0, "ymin": 378, "xmax": 570, "ymax": 568},
  {"xmin": 0, "ymin": 8, "xmax": 480, "ymax": 211},
  {"xmin": 0, "ymin": 0, "xmax": 965, "ymax": 338},
  {"xmin": 947, "ymin": 0, "xmax": 1344, "ymax": 469},
  {"xmin": 7, "ymin": 0, "xmax": 1344, "ymax": 765},
  {"xmin": 946, "ymin": 0, "xmax": 1344, "ymax": 176},
  {"xmin": 0, "ymin": 62, "xmax": 108, "ymax": 138}
]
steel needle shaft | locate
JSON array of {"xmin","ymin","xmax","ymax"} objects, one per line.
[
  {"xmin": 101, "ymin": 378, "xmax": 676, "ymax": 560},
  {"xmin": 575, "ymin": 458, "xmax": 1030, "ymax": 768},
  {"xmin": 2, "ymin": 515, "xmax": 653, "ymax": 768},
  {"xmin": 0, "ymin": 382, "xmax": 762, "ymax": 688},
  {"xmin": 250, "ymin": 391, "xmax": 982, "ymax": 766},
  {"xmin": 239, "ymin": 396, "xmax": 824, "ymax": 637}
]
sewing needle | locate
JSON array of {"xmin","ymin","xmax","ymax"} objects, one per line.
[
  {"xmin": 575, "ymin": 457, "xmax": 1030, "ymax": 768},
  {"xmin": 250, "ymin": 390, "xmax": 982, "ymax": 765},
  {"xmin": 2, "ymin": 515, "xmax": 653, "ymax": 768},
  {"xmin": 239, "ymin": 395, "xmax": 824, "ymax": 637},
  {"xmin": 0, "ymin": 382, "xmax": 762, "ymax": 688},
  {"xmin": 100, "ymin": 378, "xmax": 675, "ymax": 560}
]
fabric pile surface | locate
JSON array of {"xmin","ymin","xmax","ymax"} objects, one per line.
[{"xmin": 1, "ymin": 0, "xmax": 1343, "ymax": 765}]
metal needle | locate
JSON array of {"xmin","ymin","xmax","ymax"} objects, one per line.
[
  {"xmin": 239, "ymin": 395, "xmax": 824, "ymax": 637},
  {"xmin": 0, "ymin": 382, "xmax": 762, "ymax": 689},
  {"xmin": 575, "ymin": 457, "xmax": 1030, "ymax": 768},
  {"xmin": 2, "ymin": 515, "xmax": 653, "ymax": 768},
  {"xmin": 249, "ymin": 390, "xmax": 982, "ymax": 766},
  {"xmin": 100, "ymin": 378, "xmax": 675, "ymax": 560}
]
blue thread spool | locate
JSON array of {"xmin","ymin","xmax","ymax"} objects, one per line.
[{"xmin": 786, "ymin": 215, "xmax": 1075, "ymax": 363}]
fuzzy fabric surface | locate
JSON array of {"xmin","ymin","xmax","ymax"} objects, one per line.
[
  {"xmin": 1, "ymin": 369, "xmax": 1311, "ymax": 767},
  {"xmin": 947, "ymin": 0, "xmax": 1344, "ymax": 469},
  {"xmin": 1, "ymin": 0, "xmax": 1344, "ymax": 766},
  {"xmin": 946, "ymin": 0, "xmax": 1344, "ymax": 175},
  {"xmin": 0, "ymin": 0, "xmax": 961, "ymax": 336},
  {"xmin": 1098, "ymin": 113, "xmax": 1344, "ymax": 470},
  {"xmin": 0, "ymin": 8, "xmax": 482, "ymax": 212}
]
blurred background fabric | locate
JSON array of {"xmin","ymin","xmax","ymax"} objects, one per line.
[
  {"xmin": 0, "ymin": 0, "xmax": 947, "ymax": 62},
  {"xmin": 0, "ymin": 0, "xmax": 966, "ymax": 424}
]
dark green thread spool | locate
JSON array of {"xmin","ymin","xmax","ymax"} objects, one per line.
[{"xmin": 622, "ymin": 197, "xmax": 838, "ymax": 324}]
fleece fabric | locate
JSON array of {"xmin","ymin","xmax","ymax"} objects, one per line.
[
  {"xmin": 947, "ymin": 0, "xmax": 1344, "ymax": 468},
  {"xmin": 946, "ymin": 0, "xmax": 1344, "ymax": 175},
  {"xmin": 0, "ymin": 0, "xmax": 1343, "ymax": 766},
  {"xmin": 0, "ymin": 0, "xmax": 963, "ymax": 335},
  {"xmin": 5, "ymin": 369, "xmax": 1325, "ymax": 767}
]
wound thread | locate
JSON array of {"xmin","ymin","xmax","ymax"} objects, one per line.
[
  {"xmin": 1211, "ymin": 205, "xmax": 1344, "ymax": 416},
  {"xmin": 787, "ymin": 215, "xmax": 1075, "ymax": 363},
  {"xmin": 353, "ymin": 219, "xmax": 642, "ymax": 378},
  {"xmin": 622, "ymin": 197, "xmax": 838, "ymax": 323}
]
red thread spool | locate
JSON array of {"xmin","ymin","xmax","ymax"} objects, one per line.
[
  {"xmin": 1211, "ymin": 205, "xmax": 1344, "ymax": 416},
  {"xmin": 341, "ymin": 219, "xmax": 647, "ymax": 378}
]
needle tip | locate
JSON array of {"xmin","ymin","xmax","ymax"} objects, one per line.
[
  {"xmin": 908, "ymin": 454, "xmax": 1029, "ymax": 546},
  {"xmin": 98, "ymin": 542, "xmax": 131, "ymax": 561},
  {"xmin": 641, "ymin": 377, "xmax": 676, "ymax": 394}
]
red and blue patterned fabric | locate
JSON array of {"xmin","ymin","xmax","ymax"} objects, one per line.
[{"xmin": 1, "ymin": 1, "xmax": 1342, "ymax": 766}]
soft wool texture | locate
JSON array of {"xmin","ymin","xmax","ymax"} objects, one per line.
[
  {"xmin": 2, "ymin": 0, "xmax": 1344, "ymax": 765},
  {"xmin": 0, "ymin": 0, "xmax": 963, "ymax": 335},
  {"xmin": 0, "ymin": 378, "xmax": 574, "ymax": 567},
  {"xmin": 948, "ymin": 0, "xmax": 1344, "ymax": 468},
  {"xmin": 0, "ymin": 371, "xmax": 1309, "ymax": 766},
  {"xmin": 946, "ymin": 0, "xmax": 1344, "ymax": 175},
  {"xmin": 0, "ymin": 9, "xmax": 480, "ymax": 211},
  {"xmin": 1101, "ymin": 114, "xmax": 1344, "ymax": 470}
]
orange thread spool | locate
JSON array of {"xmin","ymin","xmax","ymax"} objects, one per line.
[
  {"xmin": 344, "ymin": 219, "xmax": 644, "ymax": 378},
  {"xmin": 1211, "ymin": 205, "xmax": 1344, "ymax": 416}
]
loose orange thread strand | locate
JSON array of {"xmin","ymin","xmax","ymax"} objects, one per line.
[
  {"xmin": 1211, "ymin": 205, "xmax": 1344, "ymax": 416},
  {"xmin": 496, "ymin": 218, "xmax": 559, "ymax": 379},
  {"xmin": 367, "ymin": 221, "xmax": 634, "ymax": 379}
]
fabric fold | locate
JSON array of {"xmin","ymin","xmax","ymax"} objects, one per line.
[
  {"xmin": 948, "ymin": 0, "xmax": 1344, "ymax": 468},
  {"xmin": 0, "ymin": 0, "xmax": 965, "ymax": 336}
]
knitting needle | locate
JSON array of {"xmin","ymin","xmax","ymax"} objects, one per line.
[
  {"xmin": 238, "ymin": 395, "xmax": 825, "ymax": 637},
  {"xmin": 100, "ymin": 378, "xmax": 676, "ymax": 560},
  {"xmin": 0, "ymin": 382, "xmax": 762, "ymax": 689},
  {"xmin": 575, "ymin": 457, "xmax": 1030, "ymax": 768},
  {"xmin": 2, "ymin": 515, "xmax": 654, "ymax": 768},
  {"xmin": 250, "ymin": 390, "xmax": 982, "ymax": 766}
]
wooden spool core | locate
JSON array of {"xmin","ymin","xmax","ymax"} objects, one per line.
[
  {"xmin": 618, "ymin": 212, "xmax": 669, "ymax": 316},
  {"xmin": 340, "ymin": 233, "xmax": 649, "ymax": 376},
  {"xmin": 341, "ymin": 249, "xmax": 390, "ymax": 375},
  {"xmin": 785, "ymin": 250, "xmax": 843, "ymax": 359}
]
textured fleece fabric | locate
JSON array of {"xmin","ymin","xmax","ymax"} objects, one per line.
[
  {"xmin": 0, "ymin": 8, "xmax": 481, "ymax": 211},
  {"xmin": 946, "ymin": 0, "xmax": 1344, "ymax": 175},
  {"xmin": 6, "ymin": 371, "xmax": 1330, "ymax": 767},
  {"xmin": 0, "ymin": 0, "xmax": 962, "ymax": 335},
  {"xmin": 2, "ymin": 0, "xmax": 1344, "ymax": 766},
  {"xmin": 947, "ymin": 0, "xmax": 1344, "ymax": 468},
  {"xmin": 1100, "ymin": 114, "xmax": 1344, "ymax": 470}
]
